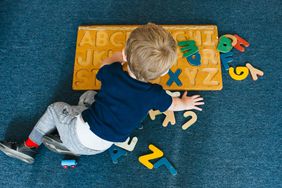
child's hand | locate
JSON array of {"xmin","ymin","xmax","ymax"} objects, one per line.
[
  {"xmin": 168, "ymin": 91, "xmax": 204, "ymax": 112},
  {"xmin": 111, "ymin": 51, "xmax": 126, "ymax": 64},
  {"xmin": 180, "ymin": 91, "xmax": 204, "ymax": 111},
  {"xmin": 101, "ymin": 50, "xmax": 126, "ymax": 67}
]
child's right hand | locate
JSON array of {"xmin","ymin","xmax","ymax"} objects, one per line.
[
  {"xmin": 168, "ymin": 91, "xmax": 204, "ymax": 112},
  {"xmin": 100, "ymin": 51, "xmax": 125, "ymax": 68}
]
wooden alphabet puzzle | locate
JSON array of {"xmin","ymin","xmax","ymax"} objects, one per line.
[{"xmin": 72, "ymin": 25, "xmax": 223, "ymax": 91}]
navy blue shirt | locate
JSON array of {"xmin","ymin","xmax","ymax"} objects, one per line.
[{"xmin": 82, "ymin": 62, "xmax": 172, "ymax": 142}]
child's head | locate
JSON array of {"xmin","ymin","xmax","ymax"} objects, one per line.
[{"xmin": 124, "ymin": 23, "xmax": 177, "ymax": 82}]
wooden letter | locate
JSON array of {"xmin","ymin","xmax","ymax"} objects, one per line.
[
  {"xmin": 162, "ymin": 111, "xmax": 176, "ymax": 127},
  {"xmin": 138, "ymin": 144, "xmax": 164, "ymax": 169},
  {"xmin": 115, "ymin": 137, "xmax": 138, "ymax": 152},
  {"xmin": 245, "ymin": 63, "xmax": 264, "ymax": 81},
  {"xmin": 154, "ymin": 157, "xmax": 177, "ymax": 176},
  {"xmin": 182, "ymin": 111, "xmax": 197, "ymax": 130},
  {"xmin": 233, "ymin": 34, "xmax": 250, "ymax": 52},
  {"xmin": 229, "ymin": 66, "xmax": 249, "ymax": 80}
]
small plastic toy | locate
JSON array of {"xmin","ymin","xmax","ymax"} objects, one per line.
[
  {"xmin": 245, "ymin": 63, "xmax": 264, "ymax": 81},
  {"xmin": 61, "ymin": 159, "xmax": 78, "ymax": 169},
  {"xmin": 108, "ymin": 145, "xmax": 127, "ymax": 164},
  {"xmin": 233, "ymin": 34, "xmax": 250, "ymax": 52},
  {"xmin": 182, "ymin": 111, "xmax": 198, "ymax": 130},
  {"xmin": 220, "ymin": 51, "xmax": 234, "ymax": 71},
  {"xmin": 138, "ymin": 144, "xmax": 164, "ymax": 169},
  {"xmin": 61, "ymin": 154, "xmax": 79, "ymax": 169},
  {"xmin": 229, "ymin": 66, "xmax": 249, "ymax": 80},
  {"xmin": 217, "ymin": 36, "xmax": 233, "ymax": 53},
  {"xmin": 162, "ymin": 111, "xmax": 176, "ymax": 127},
  {"xmin": 167, "ymin": 69, "xmax": 182, "ymax": 86},
  {"xmin": 186, "ymin": 51, "xmax": 201, "ymax": 66},
  {"xmin": 114, "ymin": 137, "xmax": 138, "ymax": 152},
  {"xmin": 154, "ymin": 157, "xmax": 177, "ymax": 176},
  {"xmin": 178, "ymin": 40, "xmax": 198, "ymax": 57}
]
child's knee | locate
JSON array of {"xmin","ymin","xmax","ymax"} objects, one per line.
[{"xmin": 48, "ymin": 102, "xmax": 70, "ymax": 114}]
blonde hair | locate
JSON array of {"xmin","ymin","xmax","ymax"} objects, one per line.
[{"xmin": 125, "ymin": 23, "xmax": 177, "ymax": 81}]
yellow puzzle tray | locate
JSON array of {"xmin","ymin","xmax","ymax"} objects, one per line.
[{"xmin": 72, "ymin": 25, "xmax": 223, "ymax": 91}]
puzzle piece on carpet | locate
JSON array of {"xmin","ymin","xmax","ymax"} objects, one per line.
[
  {"xmin": 162, "ymin": 111, "xmax": 176, "ymax": 127},
  {"xmin": 73, "ymin": 25, "xmax": 222, "ymax": 91},
  {"xmin": 154, "ymin": 157, "xmax": 177, "ymax": 176},
  {"xmin": 148, "ymin": 110, "xmax": 162, "ymax": 120},
  {"xmin": 224, "ymin": 34, "xmax": 237, "ymax": 46},
  {"xmin": 182, "ymin": 111, "xmax": 198, "ymax": 130},
  {"xmin": 245, "ymin": 63, "xmax": 264, "ymax": 81},
  {"xmin": 217, "ymin": 36, "xmax": 233, "ymax": 53},
  {"xmin": 220, "ymin": 52, "xmax": 233, "ymax": 71},
  {"xmin": 229, "ymin": 66, "xmax": 249, "ymax": 80},
  {"xmin": 108, "ymin": 145, "xmax": 127, "ymax": 164},
  {"xmin": 138, "ymin": 144, "xmax": 164, "ymax": 169},
  {"xmin": 114, "ymin": 137, "xmax": 138, "ymax": 152},
  {"xmin": 233, "ymin": 34, "xmax": 250, "ymax": 52}
]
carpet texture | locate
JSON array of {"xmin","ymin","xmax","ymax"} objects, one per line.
[{"xmin": 0, "ymin": 0, "xmax": 281, "ymax": 187}]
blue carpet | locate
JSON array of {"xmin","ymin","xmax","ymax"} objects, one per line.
[{"xmin": 0, "ymin": 0, "xmax": 281, "ymax": 187}]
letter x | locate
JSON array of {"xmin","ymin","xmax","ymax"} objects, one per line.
[{"xmin": 167, "ymin": 69, "xmax": 182, "ymax": 86}]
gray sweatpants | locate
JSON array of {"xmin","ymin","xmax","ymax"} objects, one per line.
[{"xmin": 28, "ymin": 91, "xmax": 110, "ymax": 155}]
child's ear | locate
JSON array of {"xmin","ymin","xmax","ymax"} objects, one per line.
[{"xmin": 122, "ymin": 49, "xmax": 127, "ymax": 62}]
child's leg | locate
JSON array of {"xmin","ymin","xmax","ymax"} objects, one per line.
[
  {"xmin": 26, "ymin": 91, "xmax": 97, "ymax": 147},
  {"xmin": 27, "ymin": 102, "xmax": 87, "ymax": 145},
  {"xmin": 27, "ymin": 102, "xmax": 70, "ymax": 147},
  {"xmin": 0, "ymin": 91, "xmax": 100, "ymax": 163},
  {"xmin": 0, "ymin": 102, "xmax": 85, "ymax": 164}
]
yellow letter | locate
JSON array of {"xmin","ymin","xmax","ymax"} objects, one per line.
[
  {"xmin": 138, "ymin": 144, "xmax": 164, "ymax": 169},
  {"xmin": 229, "ymin": 66, "xmax": 249, "ymax": 80}
]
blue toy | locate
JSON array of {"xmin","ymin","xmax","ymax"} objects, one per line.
[
  {"xmin": 186, "ymin": 51, "xmax": 201, "ymax": 66},
  {"xmin": 108, "ymin": 145, "xmax": 127, "ymax": 164},
  {"xmin": 61, "ymin": 159, "xmax": 77, "ymax": 169},
  {"xmin": 154, "ymin": 157, "xmax": 177, "ymax": 176},
  {"xmin": 220, "ymin": 51, "xmax": 233, "ymax": 71},
  {"xmin": 167, "ymin": 69, "xmax": 182, "ymax": 86}
]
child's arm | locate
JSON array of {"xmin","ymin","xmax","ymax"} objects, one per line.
[
  {"xmin": 167, "ymin": 91, "xmax": 204, "ymax": 111},
  {"xmin": 100, "ymin": 51, "xmax": 126, "ymax": 67}
]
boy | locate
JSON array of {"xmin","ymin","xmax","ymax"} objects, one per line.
[{"xmin": 0, "ymin": 23, "xmax": 204, "ymax": 164}]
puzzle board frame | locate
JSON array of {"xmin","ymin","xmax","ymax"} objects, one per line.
[{"xmin": 72, "ymin": 25, "xmax": 223, "ymax": 91}]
